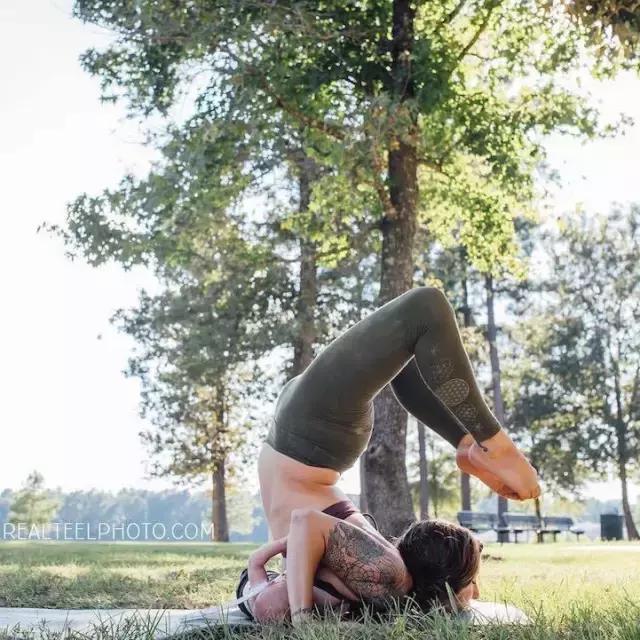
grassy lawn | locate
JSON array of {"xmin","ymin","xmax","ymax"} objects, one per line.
[
  {"xmin": 0, "ymin": 540, "xmax": 639, "ymax": 638},
  {"xmin": 0, "ymin": 541, "xmax": 256, "ymax": 610}
]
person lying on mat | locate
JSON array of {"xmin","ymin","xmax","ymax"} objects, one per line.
[
  {"xmin": 243, "ymin": 287, "xmax": 540, "ymax": 624},
  {"xmin": 241, "ymin": 517, "xmax": 483, "ymax": 623}
]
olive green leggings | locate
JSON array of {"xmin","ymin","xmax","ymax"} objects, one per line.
[{"xmin": 265, "ymin": 287, "xmax": 502, "ymax": 473}]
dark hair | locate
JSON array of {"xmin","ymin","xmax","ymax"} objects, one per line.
[{"xmin": 394, "ymin": 519, "xmax": 481, "ymax": 612}]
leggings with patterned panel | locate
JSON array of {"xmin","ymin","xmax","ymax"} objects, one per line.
[{"xmin": 266, "ymin": 287, "xmax": 501, "ymax": 473}]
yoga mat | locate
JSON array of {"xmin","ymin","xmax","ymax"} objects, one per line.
[{"xmin": 0, "ymin": 599, "xmax": 529, "ymax": 637}]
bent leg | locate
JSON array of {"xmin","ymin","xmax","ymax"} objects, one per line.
[
  {"xmin": 270, "ymin": 290, "xmax": 426, "ymax": 471},
  {"xmin": 410, "ymin": 288, "xmax": 502, "ymax": 443},
  {"xmin": 390, "ymin": 344, "xmax": 531, "ymax": 500},
  {"xmin": 271, "ymin": 287, "xmax": 539, "ymax": 497},
  {"xmin": 272, "ymin": 287, "xmax": 500, "ymax": 470},
  {"xmin": 390, "ymin": 358, "xmax": 469, "ymax": 448},
  {"xmin": 390, "ymin": 290, "xmax": 539, "ymax": 500},
  {"xmin": 291, "ymin": 286, "xmax": 500, "ymax": 438}
]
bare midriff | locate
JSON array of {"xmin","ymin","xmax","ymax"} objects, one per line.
[
  {"xmin": 258, "ymin": 442, "xmax": 360, "ymax": 539},
  {"xmin": 258, "ymin": 442, "xmax": 380, "ymax": 603}
]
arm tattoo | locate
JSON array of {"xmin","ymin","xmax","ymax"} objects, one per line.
[{"xmin": 323, "ymin": 522, "xmax": 405, "ymax": 606}]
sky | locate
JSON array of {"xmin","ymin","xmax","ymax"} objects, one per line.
[{"xmin": 0, "ymin": 1, "xmax": 638, "ymax": 503}]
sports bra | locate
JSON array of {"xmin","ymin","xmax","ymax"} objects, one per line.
[{"xmin": 322, "ymin": 498, "xmax": 379, "ymax": 530}]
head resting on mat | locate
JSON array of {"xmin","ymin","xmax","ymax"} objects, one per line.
[
  {"xmin": 394, "ymin": 518, "xmax": 481, "ymax": 612},
  {"xmin": 251, "ymin": 578, "xmax": 290, "ymax": 622}
]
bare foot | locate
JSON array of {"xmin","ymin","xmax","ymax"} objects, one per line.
[
  {"xmin": 456, "ymin": 433, "xmax": 541, "ymax": 501},
  {"xmin": 456, "ymin": 437, "xmax": 521, "ymax": 500}
]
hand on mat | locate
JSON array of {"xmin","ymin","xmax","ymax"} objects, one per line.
[{"xmin": 456, "ymin": 433, "xmax": 541, "ymax": 501}]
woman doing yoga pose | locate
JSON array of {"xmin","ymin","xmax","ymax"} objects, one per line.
[{"xmin": 244, "ymin": 287, "xmax": 540, "ymax": 624}]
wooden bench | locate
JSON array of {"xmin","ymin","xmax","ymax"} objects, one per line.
[
  {"xmin": 459, "ymin": 511, "xmax": 584, "ymax": 544},
  {"xmin": 457, "ymin": 511, "xmax": 510, "ymax": 541},
  {"xmin": 457, "ymin": 510, "xmax": 496, "ymax": 533},
  {"xmin": 502, "ymin": 513, "xmax": 540, "ymax": 543},
  {"xmin": 542, "ymin": 516, "xmax": 585, "ymax": 542}
]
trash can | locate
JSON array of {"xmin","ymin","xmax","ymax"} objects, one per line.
[{"xmin": 600, "ymin": 513, "xmax": 624, "ymax": 541}]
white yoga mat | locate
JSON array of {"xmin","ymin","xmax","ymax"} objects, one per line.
[{"xmin": 0, "ymin": 600, "xmax": 529, "ymax": 636}]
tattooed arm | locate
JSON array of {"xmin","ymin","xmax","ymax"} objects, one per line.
[{"xmin": 285, "ymin": 508, "xmax": 410, "ymax": 625}]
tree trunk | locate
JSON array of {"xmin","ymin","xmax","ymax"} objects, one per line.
[
  {"xmin": 363, "ymin": 0, "xmax": 418, "ymax": 536},
  {"xmin": 430, "ymin": 453, "xmax": 440, "ymax": 518},
  {"xmin": 359, "ymin": 456, "xmax": 369, "ymax": 513},
  {"xmin": 460, "ymin": 472, "xmax": 472, "ymax": 512},
  {"xmin": 534, "ymin": 497, "xmax": 543, "ymax": 544},
  {"xmin": 460, "ymin": 264, "xmax": 472, "ymax": 511},
  {"xmin": 291, "ymin": 237, "xmax": 317, "ymax": 375},
  {"xmin": 612, "ymin": 366, "xmax": 639, "ymax": 540},
  {"xmin": 290, "ymin": 150, "xmax": 319, "ymax": 377},
  {"xmin": 417, "ymin": 420, "xmax": 429, "ymax": 520},
  {"xmin": 619, "ymin": 458, "xmax": 639, "ymax": 540},
  {"xmin": 485, "ymin": 274, "xmax": 509, "ymax": 541},
  {"xmin": 211, "ymin": 462, "xmax": 229, "ymax": 542},
  {"xmin": 366, "ymin": 389, "xmax": 416, "ymax": 534}
]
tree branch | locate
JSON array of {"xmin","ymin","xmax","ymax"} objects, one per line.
[
  {"xmin": 416, "ymin": 156, "xmax": 452, "ymax": 178},
  {"xmin": 221, "ymin": 46, "xmax": 347, "ymax": 142},
  {"xmin": 445, "ymin": 0, "xmax": 470, "ymax": 25},
  {"xmin": 453, "ymin": 1, "xmax": 500, "ymax": 69},
  {"xmin": 629, "ymin": 362, "xmax": 640, "ymax": 420},
  {"xmin": 370, "ymin": 146, "xmax": 397, "ymax": 221}
]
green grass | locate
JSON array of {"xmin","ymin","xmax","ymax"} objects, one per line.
[
  {"xmin": 0, "ymin": 540, "xmax": 639, "ymax": 638},
  {"xmin": 0, "ymin": 541, "xmax": 256, "ymax": 609}
]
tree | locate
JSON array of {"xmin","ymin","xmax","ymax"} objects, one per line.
[
  {"xmin": 56, "ymin": 489, "xmax": 119, "ymax": 535},
  {"xmin": 424, "ymin": 214, "xmax": 546, "ymax": 524},
  {"xmin": 0, "ymin": 490, "xmax": 14, "ymax": 528},
  {"xmin": 501, "ymin": 312, "xmax": 594, "ymax": 498},
  {"xmin": 116, "ymin": 224, "xmax": 290, "ymax": 541},
  {"xmin": 55, "ymin": 102, "xmax": 380, "ymax": 539},
  {"xmin": 533, "ymin": 207, "xmax": 640, "ymax": 539},
  {"xmin": 226, "ymin": 486, "xmax": 261, "ymax": 536},
  {"xmin": 565, "ymin": 0, "xmax": 640, "ymax": 63},
  {"xmin": 471, "ymin": 218, "xmax": 554, "ymax": 532},
  {"xmin": 70, "ymin": 0, "xmax": 611, "ymax": 534},
  {"xmin": 9, "ymin": 472, "xmax": 58, "ymax": 530}
]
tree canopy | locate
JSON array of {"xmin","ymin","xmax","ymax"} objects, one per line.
[{"xmin": 57, "ymin": 0, "xmax": 639, "ymax": 531}]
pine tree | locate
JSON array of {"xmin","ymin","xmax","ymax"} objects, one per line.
[{"xmin": 9, "ymin": 472, "xmax": 58, "ymax": 530}]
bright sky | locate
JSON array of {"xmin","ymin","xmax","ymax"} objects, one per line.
[{"xmin": 0, "ymin": 1, "xmax": 638, "ymax": 503}]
